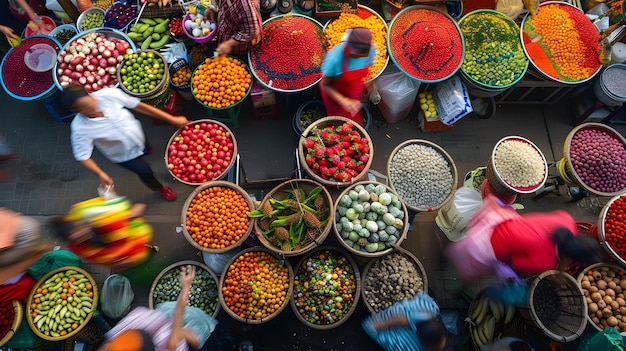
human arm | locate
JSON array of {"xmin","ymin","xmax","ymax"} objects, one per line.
[
  {"xmin": 320, "ymin": 76, "xmax": 362, "ymax": 116},
  {"xmin": 131, "ymin": 102, "xmax": 189, "ymax": 128},
  {"xmin": 215, "ymin": 38, "xmax": 240, "ymax": 56},
  {"xmin": 0, "ymin": 25, "xmax": 17, "ymax": 40},
  {"xmin": 79, "ymin": 159, "xmax": 114, "ymax": 188},
  {"xmin": 167, "ymin": 265, "xmax": 200, "ymax": 351},
  {"xmin": 14, "ymin": 0, "xmax": 41, "ymax": 22}
]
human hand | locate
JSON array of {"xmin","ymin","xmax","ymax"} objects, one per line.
[
  {"xmin": 342, "ymin": 98, "xmax": 361, "ymax": 116},
  {"xmin": 0, "ymin": 25, "xmax": 17, "ymax": 40},
  {"xmin": 180, "ymin": 265, "xmax": 195, "ymax": 291},
  {"xmin": 99, "ymin": 174, "xmax": 114, "ymax": 188},
  {"xmin": 171, "ymin": 115, "xmax": 190, "ymax": 129},
  {"xmin": 215, "ymin": 40, "xmax": 236, "ymax": 56}
]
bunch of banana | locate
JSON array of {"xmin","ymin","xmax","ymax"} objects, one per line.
[{"xmin": 468, "ymin": 295, "xmax": 516, "ymax": 348}]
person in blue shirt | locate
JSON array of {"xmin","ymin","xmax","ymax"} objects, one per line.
[
  {"xmin": 362, "ymin": 293, "xmax": 447, "ymax": 351},
  {"xmin": 319, "ymin": 27, "xmax": 376, "ymax": 126}
]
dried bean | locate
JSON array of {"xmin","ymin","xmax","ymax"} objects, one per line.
[{"xmin": 494, "ymin": 139, "xmax": 545, "ymax": 187}]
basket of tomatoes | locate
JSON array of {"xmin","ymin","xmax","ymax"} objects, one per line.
[
  {"xmin": 218, "ymin": 247, "xmax": 294, "ymax": 324},
  {"xmin": 0, "ymin": 300, "xmax": 22, "ymax": 347}
]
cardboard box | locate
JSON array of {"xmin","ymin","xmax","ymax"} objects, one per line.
[{"xmin": 418, "ymin": 109, "xmax": 454, "ymax": 133}]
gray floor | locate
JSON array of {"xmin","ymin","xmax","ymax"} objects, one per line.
[{"xmin": 2, "ymin": 68, "xmax": 626, "ymax": 350}]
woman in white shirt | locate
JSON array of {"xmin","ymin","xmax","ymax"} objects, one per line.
[{"xmin": 60, "ymin": 84, "xmax": 189, "ymax": 201}]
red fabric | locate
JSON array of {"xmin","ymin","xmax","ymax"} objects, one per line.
[
  {"xmin": 481, "ymin": 179, "xmax": 517, "ymax": 205},
  {"xmin": 320, "ymin": 47, "xmax": 369, "ymax": 126},
  {"xmin": 490, "ymin": 210, "xmax": 578, "ymax": 277},
  {"xmin": 0, "ymin": 273, "xmax": 36, "ymax": 302}
]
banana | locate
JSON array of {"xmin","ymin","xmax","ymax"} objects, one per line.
[
  {"xmin": 472, "ymin": 326, "xmax": 485, "ymax": 348},
  {"xmin": 504, "ymin": 304, "xmax": 516, "ymax": 324},
  {"xmin": 471, "ymin": 296, "xmax": 486, "ymax": 320},
  {"xmin": 484, "ymin": 316, "xmax": 496, "ymax": 342},
  {"xmin": 475, "ymin": 297, "xmax": 489, "ymax": 325},
  {"xmin": 488, "ymin": 299, "xmax": 503, "ymax": 322},
  {"xmin": 477, "ymin": 322, "xmax": 489, "ymax": 345}
]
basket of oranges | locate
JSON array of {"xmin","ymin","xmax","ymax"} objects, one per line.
[
  {"xmin": 169, "ymin": 58, "xmax": 193, "ymax": 100},
  {"xmin": 190, "ymin": 55, "xmax": 252, "ymax": 111}
]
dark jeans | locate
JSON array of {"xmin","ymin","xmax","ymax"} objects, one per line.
[{"xmin": 117, "ymin": 155, "xmax": 163, "ymax": 191}]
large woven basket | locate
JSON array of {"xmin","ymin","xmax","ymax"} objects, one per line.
[
  {"xmin": 181, "ymin": 180, "xmax": 255, "ymax": 253},
  {"xmin": 333, "ymin": 181, "xmax": 409, "ymax": 258},
  {"xmin": 290, "ymin": 246, "xmax": 361, "ymax": 330},
  {"xmin": 486, "ymin": 136, "xmax": 548, "ymax": 197},
  {"xmin": 361, "ymin": 246, "xmax": 428, "ymax": 314},
  {"xmin": 149, "ymin": 260, "xmax": 220, "ymax": 318},
  {"xmin": 218, "ymin": 247, "xmax": 294, "ymax": 324},
  {"xmin": 0, "ymin": 300, "xmax": 23, "ymax": 347},
  {"xmin": 254, "ymin": 179, "xmax": 333, "ymax": 257},
  {"xmin": 596, "ymin": 194, "xmax": 626, "ymax": 266},
  {"xmin": 26, "ymin": 266, "xmax": 99, "ymax": 341},
  {"xmin": 576, "ymin": 263, "xmax": 626, "ymax": 336},
  {"xmin": 467, "ymin": 290, "xmax": 526, "ymax": 351},
  {"xmin": 386, "ymin": 139, "xmax": 458, "ymax": 212},
  {"xmin": 298, "ymin": 116, "xmax": 374, "ymax": 188},
  {"xmin": 562, "ymin": 122, "xmax": 626, "ymax": 197},
  {"xmin": 519, "ymin": 270, "xmax": 587, "ymax": 342},
  {"xmin": 62, "ymin": 320, "xmax": 106, "ymax": 351}
]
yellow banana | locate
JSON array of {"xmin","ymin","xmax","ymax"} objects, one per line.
[
  {"xmin": 484, "ymin": 316, "xmax": 496, "ymax": 342},
  {"xmin": 489, "ymin": 299, "xmax": 503, "ymax": 322},
  {"xmin": 471, "ymin": 296, "xmax": 486, "ymax": 321},
  {"xmin": 504, "ymin": 304, "xmax": 516, "ymax": 324},
  {"xmin": 472, "ymin": 326, "xmax": 486, "ymax": 348},
  {"xmin": 475, "ymin": 297, "xmax": 490, "ymax": 325}
]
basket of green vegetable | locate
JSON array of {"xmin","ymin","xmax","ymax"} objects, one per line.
[
  {"xmin": 48, "ymin": 24, "xmax": 78, "ymax": 46},
  {"xmin": 250, "ymin": 179, "xmax": 333, "ymax": 257},
  {"xmin": 149, "ymin": 260, "xmax": 220, "ymax": 318},
  {"xmin": 333, "ymin": 181, "xmax": 409, "ymax": 258}
]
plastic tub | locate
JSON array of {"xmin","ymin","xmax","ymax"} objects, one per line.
[
  {"xmin": 23, "ymin": 15, "xmax": 56, "ymax": 37},
  {"xmin": 182, "ymin": 12, "xmax": 216, "ymax": 44},
  {"xmin": 593, "ymin": 64, "xmax": 626, "ymax": 107},
  {"xmin": 24, "ymin": 43, "xmax": 56, "ymax": 72}
]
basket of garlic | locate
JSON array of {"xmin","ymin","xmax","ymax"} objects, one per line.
[{"xmin": 182, "ymin": 11, "xmax": 216, "ymax": 44}]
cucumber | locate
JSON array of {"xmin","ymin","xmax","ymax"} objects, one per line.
[
  {"xmin": 149, "ymin": 34, "xmax": 169, "ymax": 49},
  {"xmin": 141, "ymin": 36, "xmax": 153, "ymax": 50},
  {"xmin": 140, "ymin": 18, "xmax": 157, "ymax": 25}
]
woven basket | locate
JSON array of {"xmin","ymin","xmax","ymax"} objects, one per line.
[
  {"xmin": 62, "ymin": 320, "xmax": 106, "ymax": 351},
  {"xmin": 218, "ymin": 247, "xmax": 294, "ymax": 324},
  {"xmin": 487, "ymin": 136, "xmax": 548, "ymax": 196},
  {"xmin": 519, "ymin": 270, "xmax": 587, "ymax": 343},
  {"xmin": 254, "ymin": 179, "xmax": 333, "ymax": 257},
  {"xmin": 562, "ymin": 122, "xmax": 626, "ymax": 197},
  {"xmin": 596, "ymin": 194, "xmax": 626, "ymax": 266},
  {"xmin": 467, "ymin": 291, "xmax": 526, "ymax": 351},
  {"xmin": 386, "ymin": 139, "xmax": 458, "ymax": 212},
  {"xmin": 576, "ymin": 263, "xmax": 626, "ymax": 335},
  {"xmin": 148, "ymin": 260, "xmax": 220, "ymax": 318},
  {"xmin": 333, "ymin": 181, "xmax": 409, "ymax": 258},
  {"xmin": 164, "ymin": 119, "xmax": 238, "ymax": 185},
  {"xmin": 361, "ymin": 246, "xmax": 428, "ymax": 314},
  {"xmin": 26, "ymin": 266, "xmax": 99, "ymax": 341},
  {"xmin": 290, "ymin": 246, "xmax": 361, "ymax": 330},
  {"xmin": 298, "ymin": 116, "xmax": 374, "ymax": 189},
  {"xmin": 0, "ymin": 300, "xmax": 23, "ymax": 347},
  {"xmin": 141, "ymin": 3, "xmax": 185, "ymax": 18},
  {"xmin": 180, "ymin": 180, "xmax": 255, "ymax": 253}
]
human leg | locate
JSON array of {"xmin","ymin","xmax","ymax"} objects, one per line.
[{"xmin": 117, "ymin": 157, "xmax": 176, "ymax": 200}]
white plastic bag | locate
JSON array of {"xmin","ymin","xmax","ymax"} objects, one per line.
[
  {"xmin": 495, "ymin": 0, "xmax": 524, "ymax": 20},
  {"xmin": 100, "ymin": 274, "xmax": 134, "ymax": 319},
  {"xmin": 155, "ymin": 301, "xmax": 218, "ymax": 349},
  {"xmin": 202, "ymin": 250, "xmax": 238, "ymax": 274},
  {"xmin": 433, "ymin": 75, "xmax": 473, "ymax": 126},
  {"xmin": 435, "ymin": 187, "xmax": 482, "ymax": 242},
  {"xmin": 375, "ymin": 72, "xmax": 420, "ymax": 123}
]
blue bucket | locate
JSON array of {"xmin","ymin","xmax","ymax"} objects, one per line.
[{"xmin": 0, "ymin": 35, "xmax": 61, "ymax": 101}]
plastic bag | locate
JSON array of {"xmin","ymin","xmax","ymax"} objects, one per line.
[
  {"xmin": 433, "ymin": 75, "xmax": 473, "ymax": 126},
  {"xmin": 522, "ymin": 0, "xmax": 540, "ymax": 15},
  {"xmin": 495, "ymin": 0, "xmax": 524, "ymax": 20},
  {"xmin": 202, "ymin": 250, "xmax": 238, "ymax": 274},
  {"xmin": 577, "ymin": 327, "xmax": 625, "ymax": 351},
  {"xmin": 375, "ymin": 72, "xmax": 420, "ymax": 123},
  {"xmin": 155, "ymin": 301, "xmax": 218, "ymax": 349},
  {"xmin": 100, "ymin": 274, "xmax": 134, "ymax": 319},
  {"xmin": 435, "ymin": 187, "xmax": 482, "ymax": 242}
]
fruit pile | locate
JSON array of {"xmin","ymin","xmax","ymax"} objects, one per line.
[
  {"xmin": 248, "ymin": 183, "xmax": 331, "ymax": 253},
  {"xmin": 80, "ymin": 11, "xmax": 105, "ymax": 31},
  {"xmin": 119, "ymin": 50, "xmax": 166, "ymax": 95},
  {"xmin": 388, "ymin": 7, "xmax": 463, "ymax": 82},
  {"xmin": 169, "ymin": 16, "xmax": 185, "ymax": 37},
  {"xmin": 469, "ymin": 294, "xmax": 516, "ymax": 348},
  {"xmin": 2, "ymin": 37, "xmax": 57, "ymax": 97},
  {"xmin": 104, "ymin": 2, "xmax": 138, "ymax": 29},
  {"xmin": 28, "ymin": 269, "xmax": 96, "ymax": 338},
  {"xmin": 602, "ymin": 195, "xmax": 626, "ymax": 260},
  {"xmin": 184, "ymin": 185, "xmax": 250, "ymax": 250},
  {"xmin": 184, "ymin": 12, "xmax": 215, "ymax": 39},
  {"xmin": 171, "ymin": 65, "xmax": 192, "ymax": 88},
  {"xmin": 460, "ymin": 10, "xmax": 527, "ymax": 87},
  {"xmin": 293, "ymin": 249, "xmax": 358, "ymax": 326},
  {"xmin": 126, "ymin": 18, "xmax": 171, "ymax": 50},
  {"xmin": 250, "ymin": 15, "xmax": 327, "ymax": 91},
  {"xmin": 0, "ymin": 301, "xmax": 16, "ymax": 341},
  {"xmin": 152, "ymin": 264, "xmax": 219, "ymax": 316},
  {"xmin": 191, "ymin": 55, "xmax": 251, "ymax": 109},
  {"xmin": 221, "ymin": 251, "xmax": 291, "ymax": 320},
  {"xmin": 166, "ymin": 121, "xmax": 236, "ymax": 183},
  {"xmin": 301, "ymin": 120, "xmax": 371, "ymax": 183},
  {"xmin": 324, "ymin": 8, "xmax": 387, "ymax": 81},
  {"xmin": 522, "ymin": 2, "xmax": 601, "ymax": 82},
  {"xmin": 418, "ymin": 92, "xmax": 437, "ymax": 119}
]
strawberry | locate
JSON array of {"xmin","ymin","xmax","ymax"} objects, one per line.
[
  {"xmin": 319, "ymin": 166, "xmax": 329, "ymax": 176},
  {"xmin": 346, "ymin": 161, "xmax": 357, "ymax": 170},
  {"xmin": 358, "ymin": 155, "xmax": 369, "ymax": 163},
  {"xmin": 303, "ymin": 138, "xmax": 315, "ymax": 149},
  {"xmin": 334, "ymin": 171, "xmax": 347, "ymax": 182},
  {"xmin": 319, "ymin": 159, "xmax": 328, "ymax": 167},
  {"xmin": 341, "ymin": 141, "xmax": 351, "ymax": 150},
  {"xmin": 315, "ymin": 147, "xmax": 325, "ymax": 158},
  {"xmin": 342, "ymin": 135, "xmax": 351, "ymax": 142},
  {"xmin": 336, "ymin": 123, "xmax": 351, "ymax": 135},
  {"xmin": 345, "ymin": 148, "xmax": 355, "ymax": 156},
  {"xmin": 346, "ymin": 168, "xmax": 358, "ymax": 178},
  {"xmin": 305, "ymin": 155, "xmax": 315, "ymax": 166},
  {"xmin": 356, "ymin": 163, "xmax": 365, "ymax": 172},
  {"xmin": 327, "ymin": 167, "xmax": 337, "ymax": 176},
  {"xmin": 326, "ymin": 147, "xmax": 336, "ymax": 157},
  {"xmin": 341, "ymin": 155, "xmax": 352, "ymax": 164}
]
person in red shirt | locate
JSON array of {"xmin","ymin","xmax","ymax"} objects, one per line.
[{"xmin": 446, "ymin": 195, "xmax": 603, "ymax": 282}]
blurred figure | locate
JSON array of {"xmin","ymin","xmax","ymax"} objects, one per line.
[
  {"xmin": 50, "ymin": 196, "xmax": 154, "ymax": 269},
  {"xmin": 7, "ymin": 0, "xmax": 46, "ymax": 25},
  {"xmin": 362, "ymin": 293, "xmax": 447, "ymax": 351},
  {"xmin": 59, "ymin": 84, "xmax": 189, "ymax": 201},
  {"xmin": 446, "ymin": 195, "xmax": 604, "ymax": 283},
  {"xmin": 319, "ymin": 27, "xmax": 377, "ymax": 127},
  {"xmin": 482, "ymin": 337, "xmax": 534, "ymax": 351},
  {"xmin": 98, "ymin": 265, "xmax": 217, "ymax": 351},
  {"xmin": 206, "ymin": 0, "xmax": 262, "ymax": 57},
  {"xmin": 0, "ymin": 208, "xmax": 53, "ymax": 284}
]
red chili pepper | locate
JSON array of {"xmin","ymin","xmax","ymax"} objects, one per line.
[
  {"xmin": 605, "ymin": 196, "xmax": 626, "ymax": 259},
  {"xmin": 169, "ymin": 18, "xmax": 185, "ymax": 36}
]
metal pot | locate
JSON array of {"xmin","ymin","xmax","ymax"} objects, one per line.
[
  {"xmin": 260, "ymin": 0, "xmax": 277, "ymax": 13},
  {"xmin": 299, "ymin": 0, "xmax": 313, "ymax": 11},
  {"xmin": 277, "ymin": 0, "xmax": 293, "ymax": 13}
]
